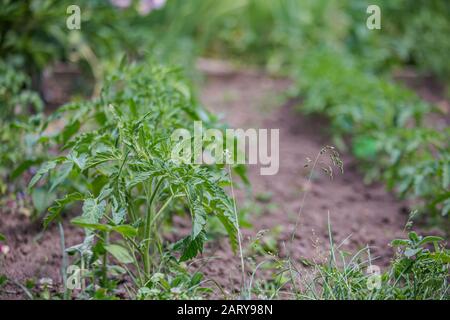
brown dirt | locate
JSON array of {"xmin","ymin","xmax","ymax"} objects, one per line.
[
  {"xmin": 192, "ymin": 71, "xmax": 430, "ymax": 296},
  {"xmin": 0, "ymin": 210, "xmax": 84, "ymax": 299},
  {"xmin": 0, "ymin": 67, "xmax": 442, "ymax": 299}
]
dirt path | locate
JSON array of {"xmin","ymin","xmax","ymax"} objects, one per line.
[
  {"xmin": 0, "ymin": 67, "xmax": 433, "ymax": 299},
  {"xmin": 194, "ymin": 70, "xmax": 425, "ymax": 295}
]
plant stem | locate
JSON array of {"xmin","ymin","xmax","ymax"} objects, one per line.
[
  {"xmin": 143, "ymin": 178, "xmax": 164, "ymax": 278},
  {"xmin": 150, "ymin": 194, "xmax": 177, "ymax": 226},
  {"xmin": 290, "ymin": 151, "xmax": 321, "ymax": 246},
  {"xmin": 227, "ymin": 165, "xmax": 246, "ymax": 295},
  {"xmin": 102, "ymin": 231, "xmax": 109, "ymax": 287},
  {"xmin": 58, "ymin": 223, "xmax": 69, "ymax": 300}
]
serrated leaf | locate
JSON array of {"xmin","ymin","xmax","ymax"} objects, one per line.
[
  {"xmin": 82, "ymin": 198, "xmax": 106, "ymax": 224},
  {"xmin": 84, "ymin": 150, "xmax": 120, "ymax": 170},
  {"xmin": 192, "ymin": 202, "xmax": 207, "ymax": 239},
  {"xmin": 112, "ymin": 206, "xmax": 126, "ymax": 225},
  {"xmin": 126, "ymin": 172, "xmax": 154, "ymax": 189},
  {"xmin": 68, "ymin": 152, "xmax": 88, "ymax": 170},
  {"xmin": 44, "ymin": 192, "xmax": 84, "ymax": 228},
  {"xmin": 66, "ymin": 234, "xmax": 95, "ymax": 256},
  {"xmin": 98, "ymin": 186, "xmax": 113, "ymax": 201},
  {"xmin": 217, "ymin": 211, "xmax": 238, "ymax": 252},
  {"xmin": 173, "ymin": 232, "xmax": 207, "ymax": 262}
]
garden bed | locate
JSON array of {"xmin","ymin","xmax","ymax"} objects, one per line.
[{"xmin": 2, "ymin": 67, "xmax": 443, "ymax": 299}]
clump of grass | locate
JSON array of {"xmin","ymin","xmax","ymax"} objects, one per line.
[
  {"xmin": 296, "ymin": 225, "xmax": 449, "ymax": 300},
  {"xmin": 242, "ymin": 147, "xmax": 448, "ymax": 300}
]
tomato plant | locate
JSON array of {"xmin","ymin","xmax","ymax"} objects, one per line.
[{"xmin": 30, "ymin": 62, "xmax": 240, "ymax": 296}]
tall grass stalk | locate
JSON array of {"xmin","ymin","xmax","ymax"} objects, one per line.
[{"xmin": 227, "ymin": 164, "xmax": 247, "ymax": 297}]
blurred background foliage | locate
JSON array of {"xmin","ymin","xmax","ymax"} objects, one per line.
[{"xmin": 0, "ymin": 0, "xmax": 449, "ymax": 221}]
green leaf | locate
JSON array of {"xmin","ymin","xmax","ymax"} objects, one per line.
[
  {"xmin": 44, "ymin": 192, "xmax": 84, "ymax": 228},
  {"xmin": 111, "ymin": 225, "xmax": 137, "ymax": 237},
  {"xmin": 0, "ymin": 233, "xmax": 6, "ymax": 242},
  {"xmin": 174, "ymin": 232, "xmax": 207, "ymax": 262},
  {"xmin": 28, "ymin": 160, "xmax": 57, "ymax": 189},
  {"xmin": 71, "ymin": 217, "xmax": 137, "ymax": 237},
  {"xmin": 233, "ymin": 164, "xmax": 250, "ymax": 186},
  {"xmin": 66, "ymin": 234, "xmax": 95, "ymax": 256},
  {"xmin": 50, "ymin": 161, "xmax": 73, "ymax": 192},
  {"xmin": 172, "ymin": 81, "xmax": 191, "ymax": 100},
  {"xmin": 430, "ymin": 251, "xmax": 450, "ymax": 263},
  {"xmin": 11, "ymin": 159, "xmax": 41, "ymax": 180},
  {"xmin": 0, "ymin": 275, "xmax": 7, "ymax": 287},
  {"xmin": 61, "ymin": 120, "xmax": 80, "ymax": 144},
  {"xmin": 84, "ymin": 150, "xmax": 120, "ymax": 170},
  {"xmin": 418, "ymin": 236, "xmax": 444, "ymax": 246},
  {"xmin": 390, "ymin": 239, "xmax": 409, "ymax": 247},
  {"xmin": 82, "ymin": 198, "xmax": 106, "ymax": 224},
  {"xmin": 112, "ymin": 206, "xmax": 126, "ymax": 225},
  {"xmin": 217, "ymin": 211, "xmax": 238, "ymax": 252},
  {"xmin": 352, "ymin": 136, "xmax": 378, "ymax": 159},
  {"xmin": 192, "ymin": 202, "xmax": 207, "ymax": 239},
  {"xmin": 110, "ymin": 195, "xmax": 126, "ymax": 224},
  {"xmin": 98, "ymin": 186, "xmax": 113, "ymax": 201},
  {"xmin": 104, "ymin": 244, "xmax": 134, "ymax": 264},
  {"xmin": 68, "ymin": 152, "xmax": 88, "ymax": 170},
  {"xmin": 190, "ymin": 272, "xmax": 203, "ymax": 286},
  {"xmin": 408, "ymin": 231, "xmax": 419, "ymax": 243},
  {"xmin": 31, "ymin": 187, "xmax": 56, "ymax": 213},
  {"xmin": 404, "ymin": 247, "xmax": 422, "ymax": 258},
  {"xmin": 71, "ymin": 217, "xmax": 111, "ymax": 232},
  {"xmin": 126, "ymin": 172, "xmax": 154, "ymax": 190}
]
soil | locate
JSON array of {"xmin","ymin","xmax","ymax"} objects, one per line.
[
  {"xmin": 0, "ymin": 64, "xmax": 445, "ymax": 299},
  {"xmin": 192, "ymin": 71, "xmax": 422, "ymax": 296}
]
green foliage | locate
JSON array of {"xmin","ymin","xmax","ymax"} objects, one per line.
[
  {"xmin": 292, "ymin": 48, "xmax": 450, "ymax": 218},
  {"xmin": 205, "ymin": 0, "xmax": 350, "ymax": 72},
  {"xmin": 0, "ymin": 61, "xmax": 43, "ymax": 119},
  {"xmin": 378, "ymin": 0, "xmax": 450, "ymax": 85},
  {"xmin": 380, "ymin": 128, "xmax": 450, "ymax": 217},
  {"xmin": 293, "ymin": 49, "xmax": 429, "ymax": 134},
  {"xmin": 181, "ymin": 0, "xmax": 450, "ymax": 220},
  {"xmin": 297, "ymin": 231, "xmax": 449, "ymax": 300},
  {"xmin": 135, "ymin": 258, "xmax": 211, "ymax": 299},
  {"xmin": 30, "ymin": 62, "xmax": 239, "ymax": 295},
  {"xmin": 2, "ymin": 0, "xmax": 449, "ymax": 300},
  {"xmin": 0, "ymin": 60, "xmax": 46, "ymax": 194},
  {"xmin": 0, "ymin": 0, "xmax": 141, "ymax": 75}
]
